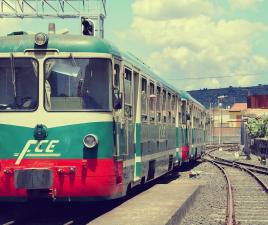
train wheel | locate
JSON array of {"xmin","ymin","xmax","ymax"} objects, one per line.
[{"xmin": 126, "ymin": 183, "xmax": 132, "ymax": 196}]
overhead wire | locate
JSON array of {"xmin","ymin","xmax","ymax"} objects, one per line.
[{"xmin": 166, "ymin": 73, "xmax": 264, "ymax": 81}]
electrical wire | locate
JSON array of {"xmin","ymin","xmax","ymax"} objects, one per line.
[{"xmin": 166, "ymin": 74, "xmax": 264, "ymax": 81}]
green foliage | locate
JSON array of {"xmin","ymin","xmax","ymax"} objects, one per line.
[{"xmin": 246, "ymin": 115, "xmax": 268, "ymax": 138}]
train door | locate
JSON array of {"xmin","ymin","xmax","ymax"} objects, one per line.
[
  {"xmin": 181, "ymin": 99, "xmax": 189, "ymax": 161},
  {"xmin": 113, "ymin": 61, "xmax": 139, "ymax": 182},
  {"xmin": 112, "ymin": 60, "xmax": 127, "ymax": 157},
  {"xmin": 113, "ymin": 61, "xmax": 138, "ymax": 190},
  {"xmin": 122, "ymin": 67, "xmax": 134, "ymax": 159},
  {"xmin": 175, "ymin": 96, "xmax": 181, "ymax": 165},
  {"xmin": 133, "ymin": 71, "xmax": 141, "ymax": 181},
  {"xmin": 188, "ymin": 103, "xmax": 193, "ymax": 159}
]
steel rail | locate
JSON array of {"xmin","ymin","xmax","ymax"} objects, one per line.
[
  {"xmin": 205, "ymin": 158, "xmax": 235, "ymax": 225},
  {"xmin": 233, "ymin": 160, "xmax": 268, "ymax": 172},
  {"xmin": 203, "ymin": 145, "xmax": 268, "ymax": 225},
  {"xmin": 205, "ymin": 153, "xmax": 268, "ymax": 192},
  {"xmin": 2, "ymin": 221, "xmax": 15, "ymax": 225},
  {"xmin": 63, "ymin": 220, "xmax": 74, "ymax": 225},
  {"xmin": 233, "ymin": 163, "xmax": 268, "ymax": 194},
  {"xmin": 207, "ymin": 153, "xmax": 268, "ymax": 175}
]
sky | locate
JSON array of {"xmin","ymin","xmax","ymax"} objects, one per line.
[{"xmin": 0, "ymin": 0, "xmax": 268, "ymax": 91}]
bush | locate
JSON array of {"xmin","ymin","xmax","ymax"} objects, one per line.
[{"xmin": 246, "ymin": 115, "xmax": 268, "ymax": 138}]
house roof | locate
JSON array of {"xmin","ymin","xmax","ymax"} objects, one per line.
[{"xmin": 229, "ymin": 103, "xmax": 247, "ymax": 112}]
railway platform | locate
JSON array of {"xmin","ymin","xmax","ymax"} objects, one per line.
[{"xmin": 88, "ymin": 178, "xmax": 203, "ymax": 225}]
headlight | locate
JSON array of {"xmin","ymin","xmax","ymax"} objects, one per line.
[
  {"xmin": 83, "ymin": 134, "xmax": 98, "ymax": 149},
  {"xmin": 35, "ymin": 32, "xmax": 48, "ymax": 46}
]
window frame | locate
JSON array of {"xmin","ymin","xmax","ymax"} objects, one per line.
[
  {"xmin": 0, "ymin": 57, "xmax": 39, "ymax": 113},
  {"xmin": 149, "ymin": 80, "xmax": 156, "ymax": 123},
  {"xmin": 162, "ymin": 89, "xmax": 167, "ymax": 123},
  {"xmin": 43, "ymin": 57, "xmax": 113, "ymax": 112},
  {"xmin": 113, "ymin": 63, "xmax": 120, "ymax": 89},
  {"xmin": 171, "ymin": 94, "xmax": 177, "ymax": 124},
  {"xmin": 123, "ymin": 66, "xmax": 133, "ymax": 120},
  {"xmin": 178, "ymin": 97, "xmax": 182, "ymax": 125},
  {"xmin": 141, "ymin": 76, "xmax": 149, "ymax": 122},
  {"xmin": 167, "ymin": 91, "xmax": 172, "ymax": 124},
  {"xmin": 156, "ymin": 85, "xmax": 162, "ymax": 123},
  {"xmin": 181, "ymin": 99, "xmax": 187, "ymax": 124}
]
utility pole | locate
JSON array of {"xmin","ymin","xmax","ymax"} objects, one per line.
[
  {"xmin": 0, "ymin": 0, "xmax": 106, "ymax": 38},
  {"xmin": 212, "ymin": 104, "xmax": 214, "ymax": 144},
  {"xmin": 218, "ymin": 95, "xmax": 227, "ymax": 145},
  {"xmin": 220, "ymin": 104, "xmax": 222, "ymax": 144},
  {"xmin": 209, "ymin": 101, "xmax": 212, "ymax": 145}
]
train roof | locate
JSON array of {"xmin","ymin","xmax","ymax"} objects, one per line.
[
  {"xmin": 0, "ymin": 34, "xmax": 121, "ymax": 55},
  {"xmin": 178, "ymin": 90, "xmax": 205, "ymax": 109},
  {"xmin": 0, "ymin": 33, "xmax": 205, "ymax": 109}
]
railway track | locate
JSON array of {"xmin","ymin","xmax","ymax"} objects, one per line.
[
  {"xmin": 224, "ymin": 166, "xmax": 268, "ymax": 225},
  {"xmin": 204, "ymin": 147, "xmax": 268, "ymax": 225},
  {"xmin": 207, "ymin": 146, "xmax": 268, "ymax": 175},
  {"xmin": 207, "ymin": 160, "xmax": 235, "ymax": 225}
]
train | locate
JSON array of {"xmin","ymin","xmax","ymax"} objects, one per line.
[{"xmin": 0, "ymin": 31, "xmax": 208, "ymax": 201}]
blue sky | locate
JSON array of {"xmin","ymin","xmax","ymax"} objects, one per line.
[{"xmin": 0, "ymin": 0, "xmax": 268, "ymax": 90}]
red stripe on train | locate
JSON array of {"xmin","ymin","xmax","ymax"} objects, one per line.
[
  {"xmin": 0, "ymin": 158, "xmax": 123, "ymax": 199},
  {"xmin": 181, "ymin": 145, "xmax": 190, "ymax": 161}
]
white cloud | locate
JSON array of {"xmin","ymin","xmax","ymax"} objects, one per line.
[
  {"xmin": 229, "ymin": 0, "xmax": 264, "ymax": 10},
  {"xmin": 0, "ymin": 19, "xmax": 19, "ymax": 36},
  {"xmin": 130, "ymin": 0, "xmax": 268, "ymax": 90},
  {"xmin": 132, "ymin": 16, "xmax": 266, "ymax": 49},
  {"xmin": 132, "ymin": 0, "xmax": 217, "ymax": 19},
  {"xmin": 0, "ymin": 1, "xmax": 20, "ymax": 35}
]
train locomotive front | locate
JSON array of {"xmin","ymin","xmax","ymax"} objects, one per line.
[{"xmin": 0, "ymin": 33, "xmax": 123, "ymax": 201}]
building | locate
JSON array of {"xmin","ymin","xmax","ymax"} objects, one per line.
[
  {"xmin": 209, "ymin": 104, "xmax": 245, "ymax": 144},
  {"xmin": 247, "ymin": 95, "xmax": 268, "ymax": 109},
  {"xmin": 208, "ymin": 94, "xmax": 268, "ymax": 144},
  {"xmin": 228, "ymin": 103, "xmax": 247, "ymax": 127}
]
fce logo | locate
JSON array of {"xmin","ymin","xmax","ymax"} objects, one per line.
[{"xmin": 14, "ymin": 140, "xmax": 60, "ymax": 165}]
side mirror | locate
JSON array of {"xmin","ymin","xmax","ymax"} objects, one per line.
[{"xmin": 113, "ymin": 87, "xmax": 122, "ymax": 110}]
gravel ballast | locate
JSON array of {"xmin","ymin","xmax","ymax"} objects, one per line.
[{"xmin": 179, "ymin": 162, "xmax": 226, "ymax": 225}]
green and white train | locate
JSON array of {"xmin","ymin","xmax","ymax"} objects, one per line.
[{"xmin": 0, "ymin": 32, "xmax": 208, "ymax": 201}]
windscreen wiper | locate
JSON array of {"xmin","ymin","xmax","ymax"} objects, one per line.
[{"xmin": 10, "ymin": 53, "xmax": 16, "ymax": 99}]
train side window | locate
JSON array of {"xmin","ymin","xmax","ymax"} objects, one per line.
[
  {"xmin": 162, "ymin": 89, "xmax": 167, "ymax": 123},
  {"xmin": 171, "ymin": 95, "xmax": 176, "ymax": 124},
  {"xmin": 156, "ymin": 86, "xmax": 161, "ymax": 122},
  {"xmin": 181, "ymin": 100, "xmax": 187, "ymax": 124},
  {"xmin": 149, "ymin": 81, "xmax": 156, "ymax": 122},
  {"xmin": 124, "ymin": 68, "xmax": 132, "ymax": 119},
  {"xmin": 178, "ymin": 99, "xmax": 182, "ymax": 125},
  {"xmin": 141, "ymin": 77, "xmax": 148, "ymax": 121},
  {"xmin": 114, "ymin": 64, "xmax": 120, "ymax": 88},
  {"xmin": 192, "ymin": 106, "xmax": 196, "ymax": 127},
  {"xmin": 167, "ymin": 92, "xmax": 172, "ymax": 123}
]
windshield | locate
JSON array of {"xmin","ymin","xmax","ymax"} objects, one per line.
[
  {"xmin": 0, "ymin": 58, "xmax": 38, "ymax": 111},
  {"xmin": 44, "ymin": 58, "xmax": 112, "ymax": 111}
]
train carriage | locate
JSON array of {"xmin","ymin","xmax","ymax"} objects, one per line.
[{"xmin": 0, "ymin": 32, "xmax": 207, "ymax": 201}]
